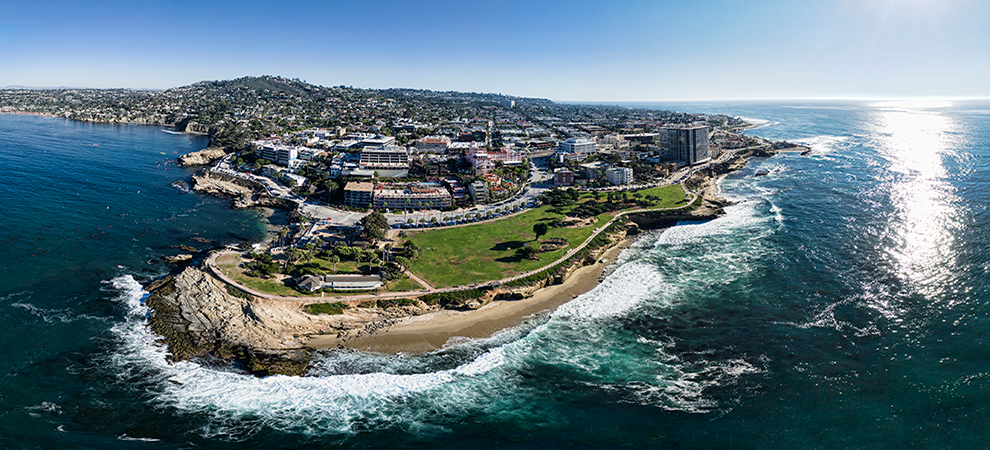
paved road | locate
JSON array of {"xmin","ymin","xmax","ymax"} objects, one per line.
[
  {"xmin": 199, "ymin": 147, "xmax": 746, "ymax": 304},
  {"xmin": 203, "ymin": 182, "xmax": 702, "ymax": 305}
]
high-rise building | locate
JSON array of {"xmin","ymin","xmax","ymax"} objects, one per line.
[{"xmin": 665, "ymin": 126, "xmax": 710, "ymax": 165}]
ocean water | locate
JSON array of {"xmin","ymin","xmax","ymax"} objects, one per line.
[{"xmin": 2, "ymin": 100, "xmax": 990, "ymax": 449}]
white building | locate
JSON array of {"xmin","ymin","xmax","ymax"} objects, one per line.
[
  {"xmin": 468, "ymin": 180, "xmax": 489, "ymax": 204},
  {"xmin": 359, "ymin": 146, "xmax": 410, "ymax": 177},
  {"xmin": 373, "ymin": 183, "xmax": 453, "ymax": 210},
  {"xmin": 605, "ymin": 167, "xmax": 634, "ymax": 185},
  {"xmin": 358, "ymin": 136, "xmax": 396, "ymax": 148},
  {"xmin": 558, "ymin": 138, "xmax": 597, "ymax": 155},
  {"xmin": 258, "ymin": 143, "xmax": 301, "ymax": 166},
  {"xmin": 297, "ymin": 147, "xmax": 324, "ymax": 161}
]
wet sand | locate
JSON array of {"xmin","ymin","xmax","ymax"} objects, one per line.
[{"xmin": 307, "ymin": 238, "xmax": 634, "ymax": 354}]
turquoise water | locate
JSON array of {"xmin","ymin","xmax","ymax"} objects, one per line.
[{"xmin": 2, "ymin": 101, "xmax": 990, "ymax": 449}]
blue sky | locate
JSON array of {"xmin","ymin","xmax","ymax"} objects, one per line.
[{"xmin": 1, "ymin": 0, "xmax": 987, "ymax": 101}]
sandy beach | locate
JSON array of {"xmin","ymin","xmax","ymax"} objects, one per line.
[{"xmin": 306, "ymin": 238, "xmax": 634, "ymax": 353}]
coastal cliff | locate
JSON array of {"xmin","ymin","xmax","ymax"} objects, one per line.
[
  {"xmin": 177, "ymin": 147, "xmax": 228, "ymax": 167},
  {"xmin": 145, "ymin": 267, "xmax": 316, "ymax": 375},
  {"xmin": 191, "ymin": 171, "xmax": 297, "ymax": 210},
  {"xmin": 144, "ymin": 266, "xmax": 438, "ymax": 375}
]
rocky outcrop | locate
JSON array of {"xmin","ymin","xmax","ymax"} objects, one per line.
[
  {"xmin": 176, "ymin": 117, "xmax": 211, "ymax": 135},
  {"xmin": 178, "ymin": 147, "xmax": 228, "ymax": 167},
  {"xmin": 191, "ymin": 171, "xmax": 297, "ymax": 210},
  {"xmin": 145, "ymin": 266, "xmax": 439, "ymax": 375},
  {"xmin": 162, "ymin": 254, "xmax": 193, "ymax": 264},
  {"xmin": 146, "ymin": 267, "xmax": 332, "ymax": 375}
]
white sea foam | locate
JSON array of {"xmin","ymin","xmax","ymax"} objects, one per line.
[
  {"xmin": 622, "ymin": 337, "xmax": 762, "ymax": 413},
  {"xmin": 105, "ymin": 274, "xmax": 513, "ymax": 437},
  {"xmin": 103, "ymin": 197, "xmax": 773, "ymax": 435},
  {"xmin": 25, "ymin": 401, "xmax": 63, "ymax": 418},
  {"xmin": 554, "ymin": 260, "xmax": 670, "ymax": 321},
  {"xmin": 10, "ymin": 300, "xmax": 107, "ymax": 324},
  {"xmin": 792, "ymin": 134, "xmax": 850, "ymax": 155}
]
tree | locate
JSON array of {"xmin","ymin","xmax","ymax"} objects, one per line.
[
  {"xmin": 533, "ymin": 222, "xmax": 550, "ymax": 241},
  {"xmin": 284, "ymin": 247, "xmax": 304, "ymax": 265},
  {"xmin": 516, "ymin": 245, "xmax": 540, "ymax": 261},
  {"xmin": 360, "ymin": 211, "xmax": 389, "ymax": 243}
]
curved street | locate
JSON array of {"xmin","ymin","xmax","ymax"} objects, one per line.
[
  {"xmin": 199, "ymin": 143, "xmax": 754, "ymax": 305},
  {"xmin": 203, "ymin": 181, "xmax": 703, "ymax": 304}
]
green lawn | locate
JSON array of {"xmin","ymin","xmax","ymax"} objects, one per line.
[
  {"xmin": 217, "ymin": 253, "xmax": 420, "ymax": 297},
  {"xmin": 239, "ymin": 277, "xmax": 304, "ymax": 297},
  {"xmin": 304, "ymin": 257, "xmax": 371, "ymax": 275},
  {"xmin": 215, "ymin": 183, "xmax": 691, "ymax": 294},
  {"xmin": 406, "ymin": 205, "xmax": 604, "ymax": 287},
  {"xmin": 406, "ymin": 184, "xmax": 688, "ymax": 288},
  {"xmin": 628, "ymin": 184, "xmax": 690, "ymax": 208}
]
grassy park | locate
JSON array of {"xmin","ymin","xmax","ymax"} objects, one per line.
[
  {"xmin": 405, "ymin": 184, "xmax": 687, "ymax": 287},
  {"xmin": 214, "ymin": 252, "xmax": 423, "ymax": 297},
  {"xmin": 213, "ymin": 183, "xmax": 689, "ymax": 295}
]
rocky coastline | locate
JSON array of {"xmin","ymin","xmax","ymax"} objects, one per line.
[
  {"xmin": 190, "ymin": 171, "xmax": 297, "ymax": 210},
  {"xmin": 144, "ymin": 142, "xmax": 807, "ymax": 376},
  {"xmin": 177, "ymin": 147, "xmax": 229, "ymax": 167},
  {"xmin": 143, "ymin": 204, "xmax": 684, "ymax": 376}
]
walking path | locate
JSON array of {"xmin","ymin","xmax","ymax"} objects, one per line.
[
  {"xmin": 198, "ymin": 145, "xmax": 757, "ymax": 304},
  {"xmin": 204, "ymin": 181, "xmax": 703, "ymax": 304}
]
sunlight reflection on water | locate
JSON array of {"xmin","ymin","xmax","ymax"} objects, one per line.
[{"xmin": 871, "ymin": 104, "xmax": 962, "ymax": 299}]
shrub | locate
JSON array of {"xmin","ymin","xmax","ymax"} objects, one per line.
[
  {"xmin": 303, "ymin": 302, "xmax": 348, "ymax": 315},
  {"xmin": 377, "ymin": 298, "xmax": 418, "ymax": 308},
  {"xmin": 225, "ymin": 285, "xmax": 254, "ymax": 300},
  {"xmin": 419, "ymin": 288, "xmax": 487, "ymax": 308}
]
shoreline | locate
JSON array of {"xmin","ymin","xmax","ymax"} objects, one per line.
[
  {"xmin": 145, "ymin": 138, "xmax": 802, "ymax": 367},
  {"xmin": 300, "ymin": 144, "xmax": 790, "ymax": 355},
  {"xmin": 0, "ymin": 110, "xmax": 201, "ymax": 133},
  {"xmin": 308, "ymin": 237, "xmax": 635, "ymax": 353}
]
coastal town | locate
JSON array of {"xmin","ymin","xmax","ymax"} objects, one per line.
[{"xmin": 0, "ymin": 76, "xmax": 804, "ymax": 375}]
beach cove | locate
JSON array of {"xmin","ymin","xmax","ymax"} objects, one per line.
[
  {"xmin": 6, "ymin": 101, "xmax": 990, "ymax": 448},
  {"xmin": 146, "ymin": 135, "xmax": 786, "ymax": 372}
]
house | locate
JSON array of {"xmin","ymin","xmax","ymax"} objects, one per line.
[
  {"xmin": 324, "ymin": 275, "xmax": 382, "ymax": 291},
  {"xmin": 296, "ymin": 275, "xmax": 324, "ymax": 292},
  {"xmin": 294, "ymin": 274, "xmax": 383, "ymax": 291}
]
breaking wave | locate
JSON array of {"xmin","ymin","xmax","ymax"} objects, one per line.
[{"xmin": 102, "ymin": 189, "xmax": 776, "ymax": 438}]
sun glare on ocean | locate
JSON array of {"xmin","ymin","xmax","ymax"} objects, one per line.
[
  {"xmin": 873, "ymin": 100, "xmax": 954, "ymax": 109},
  {"xmin": 871, "ymin": 103, "xmax": 961, "ymax": 295}
]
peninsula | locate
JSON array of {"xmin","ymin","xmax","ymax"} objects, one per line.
[{"xmin": 0, "ymin": 76, "xmax": 806, "ymax": 376}]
